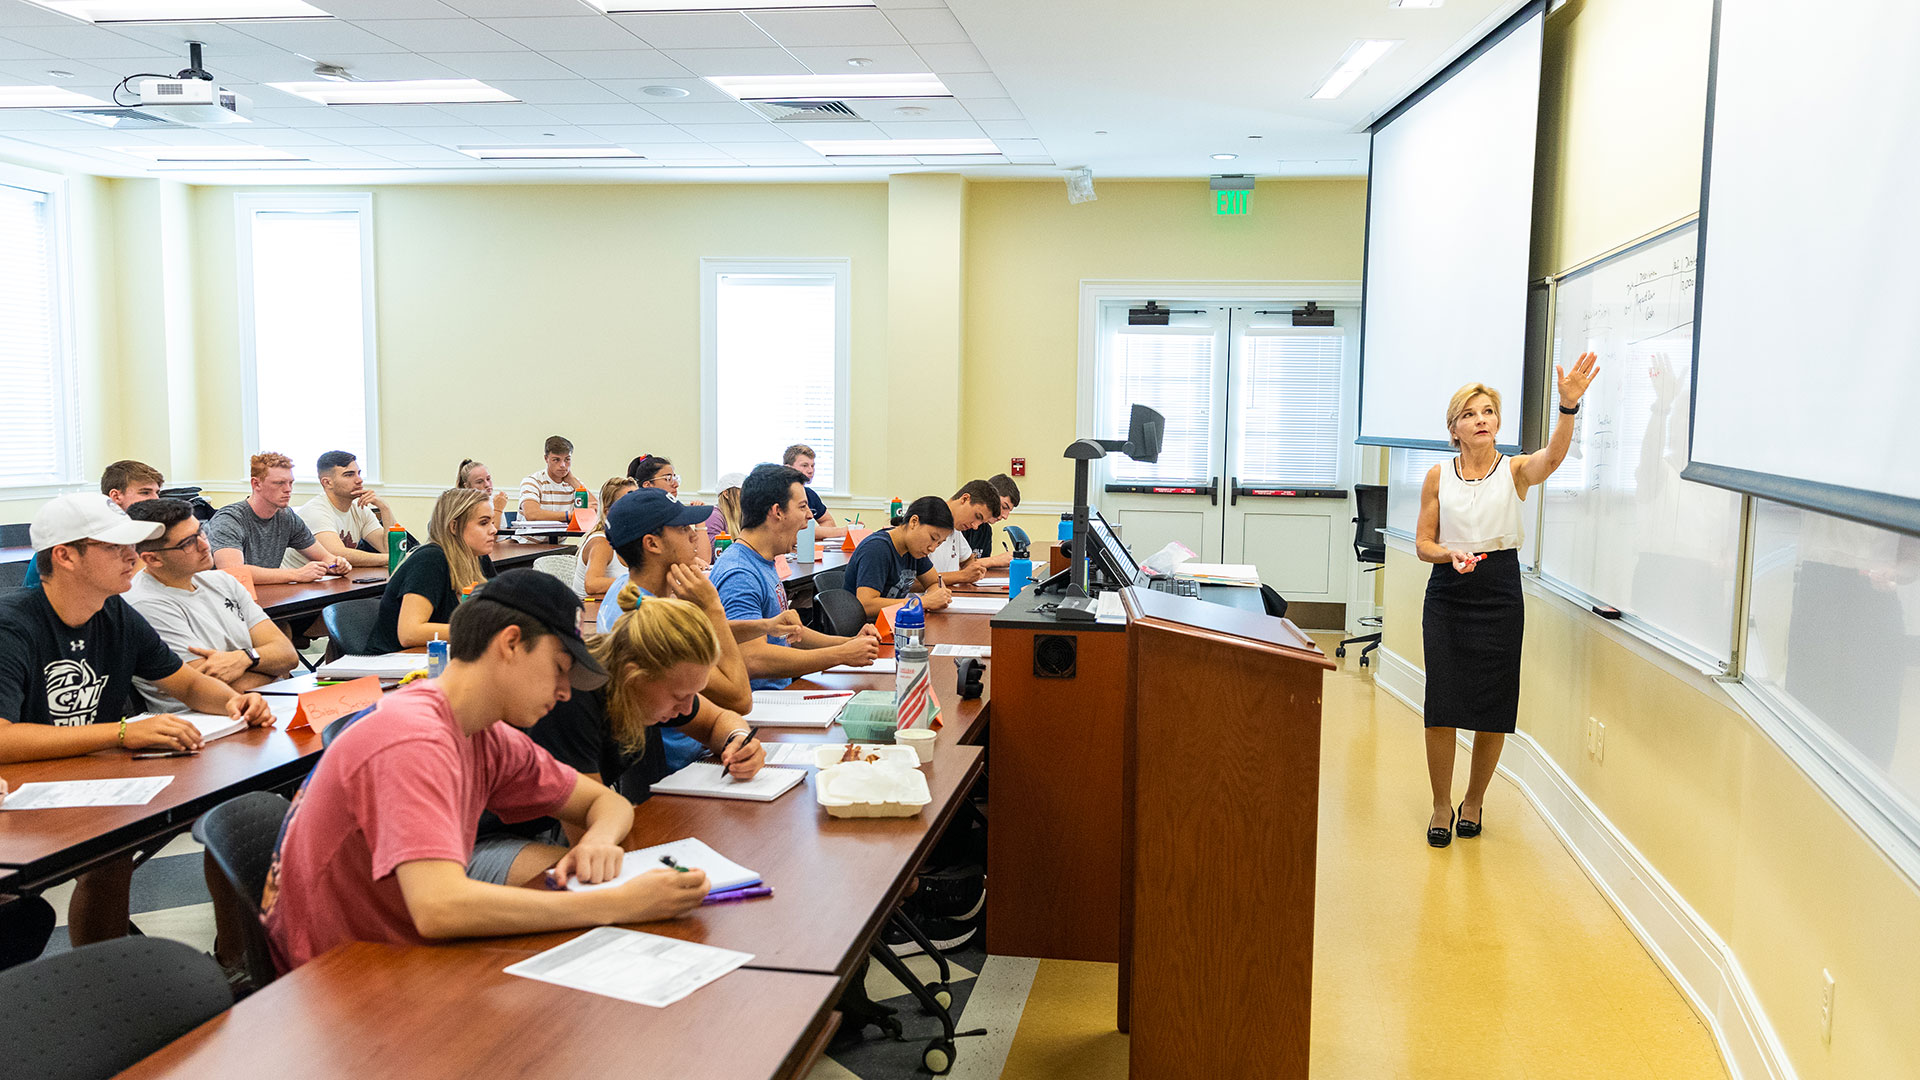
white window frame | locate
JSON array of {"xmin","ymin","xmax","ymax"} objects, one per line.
[
  {"xmin": 234, "ymin": 192, "xmax": 381, "ymax": 482},
  {"xmin": 0, "ymin": 161, "xmax": 81, "ymax": 494},
  {"xmin": 699, "ymin": 257, "xmax": 853, "ymax": 495}
]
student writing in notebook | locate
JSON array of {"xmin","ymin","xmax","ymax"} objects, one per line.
[
  {"xmin": 261, "ymin": 570, "xmax": 709, "ymax": 974},
  {"xmin": 468, "ymin": 595, "xmax": 764, "ymax": 888},
  {"xmin": 843, "ymin": 495, "xmax": 957, "ymax": 619},
  {"xmin": 925, "ymin": 480, "xmax": 1002, "ymax": 584}
]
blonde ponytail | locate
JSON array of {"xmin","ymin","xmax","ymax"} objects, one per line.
[{"xmin": 589, "ymin": 596, "xmax": 720, "ymax": 752}]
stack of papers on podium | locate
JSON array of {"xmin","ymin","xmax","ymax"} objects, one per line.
[
  {"xmin": 316, "ymin": 653, "xmax": 430, "ymax": 680},
  {"xmin": 1174, "ymin": 562, "xmax": 1261, "ymax": 587},
  {"xmin": 748, "ymin": 690, "xmax": 852, "ymax": 727},
  {"xmin": 569, "ymin": 837, "xmax": 761, "ymax": 894}
]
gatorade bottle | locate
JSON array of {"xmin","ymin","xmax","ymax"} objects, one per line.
[
  {"xmin": 714, "ymin": 532, "xmax": 733, "ymax": 555},
  {"xmin": 459, "ymin": 583, "xmax": 476, "ymax": 604},
  {"xmin": 893, "ymin": 597, "xmax": 932, "ymax": 730},
  {"xmin": 387, "ymin": 524, "xmax": 407, "ymax": 568},
  {"xmin": 889, "ymin": 496, "xmax": 903, "ymax": 525}
]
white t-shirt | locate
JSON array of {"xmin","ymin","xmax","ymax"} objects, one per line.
[
  {"xmin": 520, "ymin": 471, "xmax": 578, "ymax": 516},
  {"xmin": 929, "ymin": 531, "xmax": 972, "ymax": 574},
  {"xmin": 570, "ymin": 534, "xmax": 627, "ymax": 598},
  {"xmin": 287, "ymin": 494, "xmax": 383, "ymax": 568},
  {"xmin": 126, "ymin": 569, "xmax": 270, "ymax": 712}
]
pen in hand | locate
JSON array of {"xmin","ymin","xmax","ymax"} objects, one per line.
[{"xmin": 660, "ymin": 855, "xmax": 691, "ymax": 873}]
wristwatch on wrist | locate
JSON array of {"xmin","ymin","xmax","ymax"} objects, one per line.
[
  {"xmin": 243, "ymin": 647, "xmax": 262, "ymax": 670},
  {"xmin": 1558, "ymin": 402, "xmax": 1580, "ymax": 415}
]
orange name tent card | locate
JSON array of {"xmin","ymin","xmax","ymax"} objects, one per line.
[
  {"xmin": 288, "ymin": 676, "xmax": 382, "ymax": 732},
  {"xmin": 221, "ymin": 564, "xmax": 258, "ymax": 602}
]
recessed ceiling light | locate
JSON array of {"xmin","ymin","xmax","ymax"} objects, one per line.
[
  {"xmin": 1211, "ymin": 153, "xmax": 1237, "ymax": 161},
  {"xmin": 1388, "ymin": 0, "xmax": 1445, "ymax": 7},
  {"xmin": 456, "ymin": 145, "xmax": 641, "ymax": 160},
  {"xmin": 640, "ymin": 85, "xmax": 690, "ymax": 98},
  {"xmin": 1310, "ymin": 39, "xmax": 1400, "ymax": 100},
  {"xmin": 111, "ymin": 144, "xmax": 303, "ymax": 161},
  {"xmin": 47, "ymin": 70, "xmax": 76, "ymax": 79},
  {"xmin": 803, "ymin": 138, "xmax": 999, "ymax": 156},
  {"xmin": 846, "ymin": 57, "xmax": 874, "ymax": 68},
  {"xmin": 1247, "ymin": 134, "xmax": 1263, "ymax": 139},
  {"xmin": 20, "ymin": 0, "xmax": 330, "ymax": 21},
  {"xmin": 590, "ymin": 0, "xmax": 872, "ymax": 10},
  {"xmin": 268, "ymin": 79, "xmax": 518, "ymax": 106},
  {"xmin": 0, "ymin": 85, "xmax": 110, "ymax": 108},
  {"xmin": 707, "ymin": 74, "xmax": 950, "ymax": 100}
]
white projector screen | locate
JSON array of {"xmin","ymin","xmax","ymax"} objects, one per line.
[
  {"xmin": 1358, "ymin": 3, "xmax": 1545, "ymax": 451},
  {"xmin": 1688, "ymin": 0, "xmax": 1920, "ymax": 535}
]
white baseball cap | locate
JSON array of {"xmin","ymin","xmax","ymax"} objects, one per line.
[
  {"xmin": 716, "ymin": 471, "xmax": 748, "ymax": 491},
  {"xmin": 30, "ymin": 493, "xmax": 162, "ymax": 551}
]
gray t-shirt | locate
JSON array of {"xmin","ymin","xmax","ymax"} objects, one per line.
[
  {"xmin": 126, "ymin": 569, "xmax": 269, "ymax": 712},
  {"xmin": 207, "ymin": 500, "xmax": 317, "ymax": 570}
]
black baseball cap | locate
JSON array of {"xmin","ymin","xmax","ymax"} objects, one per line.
[
  {"xmin": 466, "ymin": 569, "xmax": 607, "ymax": 691},
  {"xmin": 607, "ymin": 487, "xmax": 712, "ymax": 551}
]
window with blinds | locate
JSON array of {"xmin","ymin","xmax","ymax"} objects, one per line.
[
  {"xmin": 0, "ymin": 171, "xmax": 76, "ymax": 488},
  {"xmin": 1234, "ymin": 330, "xmax": 1345, "ymax": 486},
  {"xmin": 237, "ymin": 194, "xmax": 378, "ymax": 481},
  {"xmin": 703, "ymin": 261, "xmax": 850, "ymax": 493},
  {"xmin": 1102, "ymin": 328, "xmax": 1216, "ymax": 483}
]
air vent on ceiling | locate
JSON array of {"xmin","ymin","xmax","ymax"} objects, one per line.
[
  {"xmin": 55, "ymin": 107, "xmax": 184, "ymax": 130},
  {"xmin": 747, "ymin": 98, "xmax": 860, "ymax": 123}
]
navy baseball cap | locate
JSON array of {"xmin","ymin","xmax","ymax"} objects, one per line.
[
  {"xmin": 606, "ymin": 487, "xmax": 711, "ymax": 551},
  {"xmin": 465, "ymin": 569, "xmax": 607, "ymax": 690}
]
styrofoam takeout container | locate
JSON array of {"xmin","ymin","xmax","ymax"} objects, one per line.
[
  {"xmin": 812, "ymin": 744, "xmax": 920, "ymax": 769},
  {"xmin": 816, "ymin": 761, "xmax": 932, "ymax": 818}
]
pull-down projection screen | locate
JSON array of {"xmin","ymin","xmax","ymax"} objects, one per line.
[
  {"xmin": 1358, "ymin": 2, "xmax": 1546, "ymax": 452},
  {"xmin": 1687, "ymin": 0, "xmax": 1920, "ymax": 535}
]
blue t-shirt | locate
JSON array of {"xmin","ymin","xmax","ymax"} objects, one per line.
[
  {"xmin": 845, "ymin": 529, "xmax": 932, "ymax": 602},
  {"xmin": 804, "ymin": 485, "xmax": 827, "ymax": 522},
  {"xmin": 711, "ymin": 541, "xmax": 791, "ymax": 691}
]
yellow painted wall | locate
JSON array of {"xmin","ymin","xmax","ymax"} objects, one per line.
[{"xmin": 1385, "ymin": 1, "xmax": 1920, "ymax": 1076}]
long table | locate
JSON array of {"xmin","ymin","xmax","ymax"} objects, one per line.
[{"xmin": 253, "ymin": 539, "xmax": 575, "ymax": 621}]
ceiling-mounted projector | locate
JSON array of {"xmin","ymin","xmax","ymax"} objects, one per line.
[{"xmin": 132, "ymin": 77, "xmax": 251, "ymax": 124}]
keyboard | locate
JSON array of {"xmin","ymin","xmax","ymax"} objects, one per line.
[
  {"xmin": 1146, "ymin": 576, "xmax": 1200, "ymax": 598},
  {"xmin": 1096, "ymin": 591, "xmax": 1125, "ymax": 620}
]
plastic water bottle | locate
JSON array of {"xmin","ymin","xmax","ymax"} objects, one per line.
[
  {"xmin": 889, "ymin": 496, "xmax": 903, "ymax": 524},
  {"xmin": 387, "ymin": 524, "xmax": 407, "ymax": 568},
  {"xmin": 794, "ymin": 516, "xmax": 816, "ymax": 565},
  {"xmin": 427, "ymin": 635, "xmax": 449, "ymax": 679},
  {"xmin": 893, "ymin": 597, "xmax": 932, "ymax": 730}
]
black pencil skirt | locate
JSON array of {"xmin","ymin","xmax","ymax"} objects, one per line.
[{"xmin": 1422, "ymin": 547, "xmax": 1523, "ymax": 733}]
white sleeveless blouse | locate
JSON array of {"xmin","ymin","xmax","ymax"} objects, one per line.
[{"xmin": 1437, "ymin": 454, "xmax": 1524, "ymax": 553}]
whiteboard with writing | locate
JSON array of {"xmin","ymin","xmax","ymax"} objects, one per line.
[{"xmin": 1538, "ymin": 220, "xmax": 1741, "ymax": 662}]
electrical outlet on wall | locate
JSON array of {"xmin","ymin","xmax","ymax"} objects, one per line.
[
  {"xmin": 1821, "ymin": 969, "xmax": 1836, "ymax": 1045},
  {"xmin": 1593, "ymin": 719, "xmax": 1605, "ymax": 763}
]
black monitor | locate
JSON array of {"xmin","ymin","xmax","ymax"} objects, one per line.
[
  {"xmin": 1123, "ymin": 404, "xmax": 1164, "ymax": 464},
  {"xmin": 1088, "ymin": 510, "xmax": 1140, "ymax": 587}
]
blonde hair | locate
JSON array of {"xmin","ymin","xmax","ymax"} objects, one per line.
[
  {"xmin": 250, "ymin": 451, "xmax": 293, "ymax": 479},
  {"xmin": 428, "ymin": 488, "xmax": 491, "ymax": 595},
  {"xmin": 591, "ymin": 592, "xmax": 720, "ymax": 752},
  {"xmin": 456, "ymin": 458, "xmax": 488, "ymax": 490},
  {"xmin": 716, "ymin": 485, "xmax": 743, "ymax": 537},
  {"xmin": 591, "ymin": 477, "xmax": 637, "ymax": 540},
  {"xmin": 1445, "ymin": 383, "xmax": 1503, "ymax": 448}
]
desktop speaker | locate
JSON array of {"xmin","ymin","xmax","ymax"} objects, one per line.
[{"xmin": 1033, "ymin": 635, "xmax": 1077, "ymax": 679}]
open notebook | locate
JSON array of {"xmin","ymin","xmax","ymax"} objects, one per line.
[
  {"xmin": 316, "ymin": 653, "xmax": 430, "ymax": 680},
  {"xmin": 649, "ymin": 761, "xmax": 805, "ymax": 802},
  {"xmin": 747, "ymin": 690, "xmax": 854, "ymax": 727},
  {"xmin": 567, "ymin": 837, "xmax": 760, "ymax": 895}
]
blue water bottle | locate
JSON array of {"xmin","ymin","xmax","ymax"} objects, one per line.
[{"xmin": 1004, "ymin": 525, "xmax": 1033, "ymax": 599}]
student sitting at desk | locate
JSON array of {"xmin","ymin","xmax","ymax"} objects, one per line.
[
  {"xmin": 712, "ymin": 464, "xmax": 880, "ymax": 689},
  {"xmin": 261, "ymin": 570, "xmax": 708, "ymax": 973},
  {"xmin": 927, "ymin": 480, "xmax": 1002, "ymax": 584},
  {"xmin": 0, "ymin": 495, "xmax": 273, "ymax": 956},
  {"xmin": 126, "ymin": 499, "xmax": 300, "ymax": 708},
  {"xmin": 708, "ymin": 471, "xmax": 746, "ymax": 547},
  {"xmin": 208, "ymin": 452, "xmax": 351, "ymax": 585},
  {"xmin": 367, "ymin": 489, "xmax": 498, "ymax": 653},
  {"xmin": 629, "ymin": 454, "xmax": 716, "ymax": 562},
  {"xmin": 783, "ymin": 443, "xmax": 848, "ymax": 539},
  {"xmin": 19, "ymin": 459, "xmax": 167, "ymax": 591},
  {"xmin": 844, "ymin": 496, "xmax": 957, "ymax": 619},
  {"xmin": 468, "ymin": 595, "xmax": 765, "ymax": 888},
  {"xmin": 456, "ymin": 457, "xmax": 511, "ymax": 517},
  {"xmin": 962, "ymin": 473, "xmax": 1022, "ymax": 569},
  {"xmin": 572, "ymin": 476, "xmax": 636, "ymax": 598},
  {"xmin": 519, "ymin": 435, "xmax": 591, "ymax": 524},
  {"xmin": 291, "ymin": 450, "xmax": 400, "ymax": 569}
]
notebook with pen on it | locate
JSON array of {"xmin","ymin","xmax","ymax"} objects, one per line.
[
  {"xmin": 566, "ymin": 838, "xmax": 760, "ymax": 895},
  {"xmin": 649, "ymin": 761, "xmax": 805, "ymax": 802},
  {"xmin": 747, "ymin": 690, "xmax": 854, "ymax": 727}
]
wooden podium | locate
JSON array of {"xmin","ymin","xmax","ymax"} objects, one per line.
[{"xmin": 987, "ymin": 585, "xmax": 1332, "ymax": 1080}]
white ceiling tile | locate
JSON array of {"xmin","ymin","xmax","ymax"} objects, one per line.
[
  {"xmin": 660, "ymin": 47, "xmax": 805, "ymax": 77},
  {"xmin": 318, "ymin": 0, "xmax": 464, "ymax": 16},
  {"xmin": 239, "ymin": 20, "xmax": 412, "ymax": 55},
  {"xmin": 536, "ymin": 101, "xmax": 657, "ymax": 124},
  {"xmin": 732, "ymin": 155, "xmax": 829, "ymax": 167},
  {"xmin": 881, "ymin": 8, "xmax": 967, "ymax": 45},
  {"xmin": 366, "ymin": 18, "xmax": 521, "ymax": 53},
  {"xmin": 484, "ymin": 78, "xmax": 623, "ymax": 104},
  {"xmin": 12, "ymin": 128, "xmax": 140, "ymax": 146},
  {"xmin": 843, "ymin": 96, "xmax": 971, "ymax": 123},
  {"xmin": 581, "ymin": 123, "xmax": 696, "ymax": 142},
  {"xmin": 978, "ymin": 118, "xmax": 1032, "ymax": 139},
  {"xmin": 236, "ymin": 126, "xmax": 346, "ymax": 145},
  {"xmin": 480, "ymin": 16, "xmax": 639, "ymax": 51},
  {"xmin": 550, "ymin": 49, "xmax": 687, "ymax": 80},
  {"xmin": 593, "ymin": 76, "xmax": 729, "ymax": 103},
  {"xmin": 375, "ymin": 143, "xmax": 482, "ymax": 162},
  {"xmin": 994, "ymin": 138, "xmax": 1045, "ymax": 154},
  {"xmin": 248, "ymin": 106, "xmax": 381, "ymax": 127},
  {"xmin": 430, "ymin": 101, "xmax": 559, "ymax": 124},
  {"xmin": 197, "ymin": 52, "xmax": 336, "ymax": 83},
  {"xmin": 912, "ymin": 42, "xmax": 986, "ymax": 73},
  {"xmin": 917, "ymin": 153, "xmax": 1004, "ymax": 165},
  {"xmin": 611, "ymin": 12, "xmax": 774, "ymax": 51},
  {"xmin": 936, "ymin": 71, "xmax": 1002, "ymax": 97},
  {"xmin": 716, "ymin": 140, "xmax": 818, "ymax": 158},
  {"xmin": 633, "ymin": 99, "xmax": 761, "ymax": 124},
  {"xmin": 436, "ymin": 0, "xmax": 586, "ymax": 15},
  {"xmin": 619, "ymin": 142, "xmax": 733, "ymax": 160},
  {"xmin": 0, "ymin": 2, "xmax": 82, "ymax": 27},
  {"xmin": 0, "ymin": 24, "xmax": 148, "ymax": 59},
  {"xmin": 673, "ymin": 121, "xmax": 783, "ymax": 143},
  {"xmin": 0, "ymin": 57, "xmax": 117, "ymax": 81},
  {"xmin": 0, "ymin": 38, "xmax": 55, "ymax": 61},
  {"xmin": 960, "ymin": 97, "xmax": 1021, "ymax": 121},
  {"xmin": 1005, "ymin": 154, "xmax": 1051, "ymax": 164},
  {"xmin": 872, "ymin": 0, "xmax": 949, "ymax": 8},
  {"xmin": 324, "ymin": 103, "xmax": 466, "ymax": 126},
  {"xmin": 481, "ymin": 123, "xmax": 600, "ymax": 139},
  {"xmin": 762, "ymin": 119, "xmax": 878, "ymax": 140},
  {"xmin": 788, "ymin": 44, "xmax": 925, "ymax": 75},
  {"xmin": 828, "ymin": 155, "xmax": 913, "ymax": 165},
  {"xmin": 747, "ymin": 8, "xmax": 904, "ymax": 48},
  {"xmin": 387, "ymin": 124, "xmax": 511, "ymax": 144},
  {"xmin": 298, "ymin": 53, "xmax": 468, "ymax": 80},
  {"xmin": 110, "ymin": 22, "xmax": 277, "ymax": 55},
  {"xmin": 424, "ymin": 50, "xmax": 575, "ymax": 79},
  {"xmin": 875, "ymin": 118, "xmax": 982, "ymax": 139},
  {"xmin": 0, "ymin": 110, "xmax": 100, "ymax": 130}
]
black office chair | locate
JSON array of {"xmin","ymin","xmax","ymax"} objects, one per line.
[
  {"xmin": 321, "ymin": 703, "xmax": 378, "ymax": 747},
  {"xmin": 0, "ymin": 936, "xmax": 233, "ymax": 1079},
  {"xmin": 812, "ymin": 568, "xmax": 846, "ymax": 593},
  {"xmin": 814, "ymin": 587, "xmax": 870, "ymax": 638},
  {"xmin": 1259, "ymin": 584, "xmax": 1289, "ymax": 620},
  {"xmin": 191, "ymin": 791, "xmax": 292, "ymax": 993},
  {"xmin": 0, "ymin": 560, "xmax": 28, "ymax": 589},
  {"xmin": 320, "ymin": 596, "xmax": 383, "ymax": 658},
  {"xmin": 1336, "ymin": 484, "xmax": 1388, "ymax": 667},
  {"xmin": 0, "ymin": 522, "xmax": 31, "ymax": 547}
]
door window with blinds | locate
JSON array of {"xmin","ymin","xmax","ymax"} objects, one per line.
[
  {"xmin": 236, "ymin": 194, "xmax": 379, "ymax": 481},
  {"xmin": 701, "ymin": 259, "xmax": 851, "ymax": 493},
  {"xmin": 1231, "ymin": 329, "xmax": 1346, "ymax": 487},
  {"xmin": 0, "ymin": 166, "xmax": 77, "ymax": 489}
]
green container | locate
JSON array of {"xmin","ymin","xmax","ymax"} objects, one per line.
[
  {"xmin": 387, "ymin": 526, "xmax": 406, "ymax": 568},
  {"xmin": 839, "ymin": 690, "xmax": 899, "ymax": 743}
]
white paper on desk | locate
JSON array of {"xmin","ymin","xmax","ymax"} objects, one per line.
[
  {"xmin": 825, "ymin": 657, "xmax": 896, "ymax": 675},
  {"xmin": 316, "ymin": 653, "xmax": 429, "ymax": 680},
  {"xmin": 931, "ymin": 644, "xmax": 990, "ymax": 658},
  {"xmin": 0, "ymin": 776, "xmax": 174, "ymax": 811},
  {"xmin": 763, "ymin": 741, "xmax": 828, "ymax": 766},
  {"xmin": 971, "ymin": 576, "xmax": 1010, "ymax": 590},
  {"xmin": 944, "ymin": 596, "xmax": 1008, "ymax": 615},
  {"xmin": 504, "ymin": 926, "xmax": 752, "ymax": 1009},
  {"xmin": 127, "ymin": 710, "xmax": 246, "ymax": 742},
  {"xmin": 569, "ymin": 837, "xmax": 761, "ymax": 895},
  {"xmin": 650, "ymin": 761, "xmax": 805, "ymax": 803},
  {"xmin": 747, "ymin": 690, "xmax": 851, "ymax": 727}
]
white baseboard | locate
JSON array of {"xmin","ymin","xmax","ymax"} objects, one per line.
[{"xmin": 1370, "ymin": 648, "xmax": 1794, "ymax": 1080}]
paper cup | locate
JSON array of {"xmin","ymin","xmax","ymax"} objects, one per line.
[{"xmin": 895, "ymin": 727, "xmax": 937, "ymax": 763}]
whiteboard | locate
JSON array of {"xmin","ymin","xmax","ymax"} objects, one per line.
[{"xmin": 1538, "ymin": 220, "xmax": 1742, "ymax": 663}]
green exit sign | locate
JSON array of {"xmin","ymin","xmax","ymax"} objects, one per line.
[{"xmin": 1214, "ymin": 189, "xmax": 1250, "ymax": 215}]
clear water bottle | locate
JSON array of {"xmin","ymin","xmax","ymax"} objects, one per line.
[
  {"xmin": 794, "ymin": 515, "xmax": 816, "ymax": 565},
  {"xmin": 893, "ymin": 597, "xmax": 932, "ymax": 730}
]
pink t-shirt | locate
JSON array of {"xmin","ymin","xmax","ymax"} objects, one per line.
[{"xmin": 261, "ymin": 682, "xmax": 577, "ymax": 973}]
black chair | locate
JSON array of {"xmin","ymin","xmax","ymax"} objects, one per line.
[
  {"xmin": 0, "ymin": 936, "xmax": 232, "ymax": 1079},
  {"xmin": 813, "ymin": 587, "xmax": 870, "ymax": 638},
  {"xmin": 812, "ymin": 568, "xmax": 845, "ymax": 593},
  {"xmin": 1259, "ymin": 584, "xmax": 1289, "ymax": 620},
  {"xmin": 192, "ymin": 791, "xmax": 291, "ymax": 992},
  {"xmin": 0, "ymin": 522, "xmax": 31, "ymax": 547},
  {"xmin": 321, "ymin": 703, "xmax": 378, "ymax": 747},
  {"xmin": 0, "ymin": 560, "xmax": 28, "ymax": 589},
  {"xmin": 321, "ymin": 596, "xmax": 383, "ymax": 658},
  {"xmin": 1336, "ymin": 484, "xmax": 1388, "ymax": 667}
]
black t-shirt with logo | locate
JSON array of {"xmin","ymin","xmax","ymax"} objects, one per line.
[{"xmin": 0, "ymin": 589, "xmax": 183, "ymax": 727}]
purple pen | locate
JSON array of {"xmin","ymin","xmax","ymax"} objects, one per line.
[{"xmin": 702, "ymin": 885, "xmax": 774, "ymax": 905}]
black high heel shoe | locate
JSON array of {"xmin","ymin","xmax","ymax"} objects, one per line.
[
  {"xmin": 1427, "ymin": 808, "xmax": 1455, "ymax": 848},
  {"xmin": 1455, "ymin": 802, "xmax": 1483, "ymax": 839}
]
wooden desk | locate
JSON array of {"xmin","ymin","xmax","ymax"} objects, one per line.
[
  {"xmin": 253, "ymin": 541, "xmax": 576, "ymax": 621},
  {"xmin": 117, "ymin": 942, "xmax": 843, "ymax": 1080},
  {"xmin": 0, "ymin": 724, "xmax": 323, "ymax": 891},
  {"xmin": 783, "ymin": 609, "xmax": 994, "ymax": 746}
]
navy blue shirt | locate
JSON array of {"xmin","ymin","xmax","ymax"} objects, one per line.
[
  {"xmin": 844, "ymin": 529, "xmax": 932, "ymax": 603},
  {"xmin": 804, "ymin": 485, "xmax": 827, "ymax": 522}
]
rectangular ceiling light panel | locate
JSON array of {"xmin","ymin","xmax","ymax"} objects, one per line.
[
  {"xmin": 804, "ymin": 137, "xmax": 998, "ymax": 156},
  {"xmin": 268, "ymin": 79, "xmax": 519, "ymax": 105},
  {"xmin": 708, "ymin": 74, "xmax": 950, "ymax": 100},
  {"xmin": 21, "ymin": 0, "xmax": 330, "ymax": 21},
  {"xmin": 1311, "ymin": 39, "xmax": 1400, "ymax": 99},
  {"xmin": 0, "ymin": 86, "xmax": 111, "ymax": 108}
]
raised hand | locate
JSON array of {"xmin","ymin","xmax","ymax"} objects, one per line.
[{"xmin": 1557, "ymin": 351, "xmax": 1600, "ymax": 409}]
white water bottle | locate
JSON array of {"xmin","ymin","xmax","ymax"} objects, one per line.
[{"xmin": 893, "ymin": 597, "xmax": 932, "ymax": 729}]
